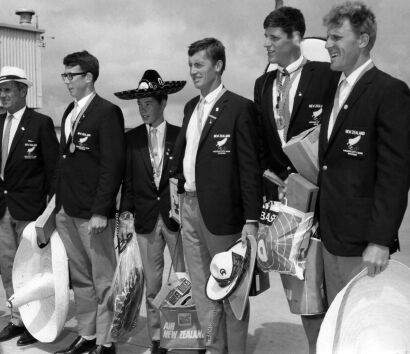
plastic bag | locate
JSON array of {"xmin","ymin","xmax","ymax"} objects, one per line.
[
  {"xmin": 256, "ymin": 200, "xmax": 315, "ymax": 280},
  {"xmin": 109, "ymin": 232, "xmax": 145, "ymax": 338}
]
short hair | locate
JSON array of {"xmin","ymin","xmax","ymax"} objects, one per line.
[
  {"xmin": 63, "ymin": 50, "xmax": 99, "ymax": 81},
  {"xmin": 323, "ymin": 1, "xmax": 377, "ymax": 50},
  {"xmin": 263, "ymin": 7, "xmax": 306, "ymax": 38},
  {"xmin": 151, "ymin": 93, "xmax": 168, "ymax": 103},
  {"xmin": 188, "ymin": 38, "xmax": 226, "ymax": 74}
]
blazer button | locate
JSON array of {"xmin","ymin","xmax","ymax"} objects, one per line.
[
  {"xmin": 287, "ymin": 166, "xmax": 292, "ymax": 171},
  {"xmin": 323, "ymin": 165, "xmax": 328, "ymax": 171},
  {"xmin": 157, "ymin": 196, "xmax": 160, "ymax": 201},
  {"xmin": 62, "ymin": 155, "xmax": 66, "ymax": 159},
  {"xmin": 4, "ymin": 190, "xmax": 7, "ymax": 194}
]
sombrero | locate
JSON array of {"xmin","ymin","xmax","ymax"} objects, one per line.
[
  {"xmin": 317, "ymin": 260, "xmax": 410, "ymax": 354},
  {"xmin": 114, "ymin": 69, "xmax": 186, "ymax": 100},
  {"xmin": 0, "ymin": 66, "xmax": 33, "ymax": 87},
  {"xmin": 9, "ymin": 222, "xmax": 69, "ymax": 342},
  {"xmin": 206, "ymin": 235, "xmax": 256, "ymax": 320}
]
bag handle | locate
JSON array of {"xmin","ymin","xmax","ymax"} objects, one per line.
[{"xmin": 165, "ymin": 227, "xmax": 183, "ymax": 284}]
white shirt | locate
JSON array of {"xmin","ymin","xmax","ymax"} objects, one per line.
[
  {"xmin": 64, "ymin": 92, "xmax": 95, "ymax": 142},
  {"xmin": 183, "ymin": 83, "xmax": 223, "ymax": 192},
  {"xmin": 146, "ymin": 120, "xmax": 166, "ymax": 164},
  {"xmin": 327, "ymin": 58, "xmax": 373, "ymax": 139},
  {"xmin": 3, "ymin": 106, "xmax": 26, "ymax": 152},
  {"xmin": 272, "ymin": 55, "xmax": 304, "ymax": 145}
]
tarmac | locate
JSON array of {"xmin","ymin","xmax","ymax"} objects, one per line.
[{"xmin": 1, "ymin": 194, "xmax": 409, "ymax": 354}]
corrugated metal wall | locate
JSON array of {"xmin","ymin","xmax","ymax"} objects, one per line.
[{"xmin": 0, "ymin": 26, "xmax": 43, "ymax": 109}]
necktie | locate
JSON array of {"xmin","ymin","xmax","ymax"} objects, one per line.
[
  {"xmin": 1, "ymin": 115, "xmax": 13, "ymax": 177},
  {"xmin": 150, "ymin": 127, "xmax": 161, "ymax": 188},
  {"xmin": 197, "ymin": 97, "xmax": 205, "ymax": 133},
  {"xmin": 327, "ymin": 79, "xmax": 347, "ymax": 139},
  {"xmin": 276, "ymin": 69, "xmax": 290, "ymax": 130},
  {"xmin": 71, "ymin": 101, "xmax": 79, "ymax": 125}
]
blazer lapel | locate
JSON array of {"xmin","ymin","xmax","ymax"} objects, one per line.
[
  {"xmin": 61, "ymin": 103, "xmax": 74, "ymax": 151},
  {"xmin": 326, "ymin": 68, "xmax": 376, "ymax": 150},
  {"xmin": 8, "ymin": 109, "xmax": 29, "ymax": 160},
  {"xmin": 198, "ymin": 90, "xmax": 228, "ymax": 148},
  {"xmin": 140, "ymin": 127, "xmax": 154, "ymax": 178}
]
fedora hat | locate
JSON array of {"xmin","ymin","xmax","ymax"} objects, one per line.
[
  {"xmin": 0, "ymin": 66, "xmax": 33, "ymax": 87},
  {"xmin": 206, "ymin": 235, "xmax": 257, "ymax": 320},
  {"xmin": 9, "ymin": 222, "xmax": 69, "ymax": 343},
  {"xmin": 317, "ymin": 260, "xmax": 410, "ymax": 354},
  {"xmin": 114, "ymin": 69, "xmax": 186, "ymax": 100}
]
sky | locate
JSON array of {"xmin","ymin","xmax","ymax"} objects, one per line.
[{"xmin": 1, "ymin": 0, "xmax": 409, "ymax": 128}]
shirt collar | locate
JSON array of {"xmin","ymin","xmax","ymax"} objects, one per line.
[
  {"xmin": 201, "ymin": 83, "xmax": 223, "ymax": 104},
  {"xmin": 7, "ymin": 106, "xmax": 26, "ymax": 120},
  {"xmin": 341, "ymin": 58, "xmax": 373, "ymax": 86},
  {"xmin": 75, "ymin": 91, "xmax": 95, "ymax": 109},
  {"xmin": 146, "ymin": 120, "xmax": 166, "ymax": 134},
  {"xmin": 280, "ymin": 55, "xmax": 305, "ymax": 75}
]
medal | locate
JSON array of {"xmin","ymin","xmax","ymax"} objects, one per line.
[{"xmin": 69, "ymin": 142, "xmax": 76, "ymax": 153}]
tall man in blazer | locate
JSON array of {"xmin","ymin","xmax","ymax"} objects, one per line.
[
  {"xmin": 171, "ymin": 38, "xmax": 262, "ymax": 354},
  {"xmin": 54, "ymin": 51, "xmax": 125, "ymax": 354},
  {"xmin": 0, "ymin": 66, "xmax": 58, "ymax": 347},
  {"xmin": 254, "ymin": 8, "xmax": 339, "ymax": 353},
  {"xmin": 115, "ymin": 70, "xmax": 186, "ymax": 354},
  {"xmin": 319, "ymin": 2, "xmax": 410, "ymax": 305}
]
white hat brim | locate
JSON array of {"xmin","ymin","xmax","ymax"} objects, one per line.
[
  {"xmin": 317, "ymin": 260, "xmax": 410, "ymax": 354},
  {"xmin": 12, "ymin": 222, "xmax": 69, "ymax": 342},
  {"xmin": 0, "ymin": 78, "xmax": 33, "ymax": 87}
]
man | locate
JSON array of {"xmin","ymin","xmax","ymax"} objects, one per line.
[
  {"xmin": 54, "ymin": 51, "xmax": 125, "ymax": 354},
  {"xmin": 171, "ymin": 38, "xmax": 262, "ymax": 354},
  {"xmin": 254, "ymin": 8, "xmax": 339, "ymax": 353},
  {"xmin": 319, "ymin": 2, "xmax": 410, "ymax": 304},
  {"xmin": 0, "ymin": 66, "xmax": 58, "ymax": 346},
  {"xmin": 115, "ymin": 69, "xmax": 186, "ymax": 354}
]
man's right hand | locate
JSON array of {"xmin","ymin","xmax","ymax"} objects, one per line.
[{"xmin": 118, "ymin": 211, "xmax": 135, "ymax": 241}]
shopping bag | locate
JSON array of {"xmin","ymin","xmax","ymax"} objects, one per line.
[
  {"xmin": 256, "ymin": 200, "xmax": 315, "ymax": 279},
  {"xmin": 280, "ymin": 236, "xmax": 327, "ymax": 315},
  {"xmin": 160, "ymin": 278, "xmax": 206, "ymax": 350},
  {"xmin": 109, "ymin": 232, "xmax": 145, "ymax": 338}
]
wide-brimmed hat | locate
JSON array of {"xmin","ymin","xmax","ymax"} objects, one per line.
[
  {"xmin": 114, "ymin": 69, "xmax": 186, "ymax": 100},
  {"xmin": 317, "ymin": 260, "xmax": 410, "ymax": 354},
  {"xmin": 0, "ymin": 66, "xmax": 33, "ymax": 87},
  {"xmin": 9, "ymin": 222, "xmax": 69, "ymax": 342}
]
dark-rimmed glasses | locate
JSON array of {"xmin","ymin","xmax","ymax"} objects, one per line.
[{"xmin": 61, "ymin": 72, "xmax": 86, "ymax": 81}]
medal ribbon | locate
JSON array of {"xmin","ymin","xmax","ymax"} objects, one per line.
[{"xmin": 69, "ymin": 92, "xmax": 96, "ymax": 146}]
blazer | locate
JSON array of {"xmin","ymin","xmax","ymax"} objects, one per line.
[
  {"xmin": 120, "ymin": 122, "xmax": 180, "ymax": 234},
  {"xmin": 0, "ymin": 109, "xmax": 59, "ymax": 220},
  {"xmin": 171, "ymin": 90, "xmax": 262, "ymax": 235},
  {"xmin": 55, "ymin": 94, "xmax": 125, "ymax": 219},
  {"xmin": 254, "ymin": 61, "xmax": 339, "ymax": 179},
  {"xmin": 318, "ymin": 67, "xmax": 410, "ymax": 256}
]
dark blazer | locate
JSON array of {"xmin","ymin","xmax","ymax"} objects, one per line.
[
  {"xmin": 254, "ymin": 61, "xmax": 339, "ymax": 179},
  {"xmin": 0, "ymin": 109, "xmax": 59, "ymax": 220},
  {"xmin": 318, "ymin": 67, "xmax": 410, "ymax": 256},
  {"xmin": 120, "ymin": 122, "xmax": 179, "ymax": 234},
  {"xmin": 55, "ymin": 94, "xmax": 125, "ymax": 219},
  {"xmin": 171, "ymin": 90, "xmax": 262, "ymax": 235}
]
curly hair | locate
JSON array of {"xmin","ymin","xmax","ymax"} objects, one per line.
[
  {"xmin": 263, "ymin": 7, "xmax": 306, "ymax": 38},
  {"xmin": 323, "ymin": 1, "xmax": 377, "ymax": 50},
  {"xmin": 63, "ymin": 50, "xmax": 99, "ymax": 82}
]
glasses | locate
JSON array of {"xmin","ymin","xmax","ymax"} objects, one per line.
[{"xmin": 61, "ymin": 72, "xmax": 86, "ymax": 81}]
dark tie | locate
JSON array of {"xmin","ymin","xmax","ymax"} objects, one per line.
[{"xmin": 1, "ymin": 115, "xmax": 13, "ymax": 177}]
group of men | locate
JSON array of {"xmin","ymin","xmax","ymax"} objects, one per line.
[{"xmin": 0, "ymin": 1, "xmax": 409, "ymax": 354}]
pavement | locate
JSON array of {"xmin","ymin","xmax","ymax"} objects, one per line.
[{"xmin": 1, "ymin": 194, "xmax": 409, "ymax": 354}]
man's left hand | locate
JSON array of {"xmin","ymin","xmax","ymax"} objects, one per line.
[
  {"xmin": 241, "ymin": 222, "xmax": 258, "ymax": 245},
  {"xmin": 362, "ymin": 243, "xmax": 389, "ymax": 277},
  {"xmin": 88, "ymin": 214, "xmax": 108, "ymax": 236}
]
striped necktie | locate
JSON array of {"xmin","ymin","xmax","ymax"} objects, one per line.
[{"xmin": 1, "ymin": 115, "xmax": 14, "ymax": 177}]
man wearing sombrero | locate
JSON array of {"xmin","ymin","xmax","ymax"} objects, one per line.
[
  {"xmin": 115, "ymin": 70, "xmax": 187, "ymax": 354},
  {"xmin": 0, "ymin": 66, "xmax": 59, "ymax": 346},
  {"xmin": 170, "ymin": 38, "xmax": 262, "ymax": 354}
]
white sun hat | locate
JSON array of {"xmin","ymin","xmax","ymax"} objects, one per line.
[
  {"xmin": 0, "ymin": 66, "xmax": 33, "ymax": 87},
  {"xmin": 9, "ymin": 222, "xmax": 69, "ymax": 342},
  {"xmin": 317, "ymin": 260, "xmax": 410, "ymax": 354}
]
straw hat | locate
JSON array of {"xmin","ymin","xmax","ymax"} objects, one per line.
[
  {"xmin": 206, "ymin": 235, "xmax": 256, "ymax": 320},
  {"xmin": 9, "ymin": 222, "xmax": 69, "ymax": 343},
  {"xmin": 317, "ymin": 260, "xmax": 410, "ymax": 354},
  {"xmin": 0, "ymin": 66, "xmax": 33, "ymax": 87},
  {"xmin": 114, "ymin": 69, "xmax": 186, "ymax": 100}
]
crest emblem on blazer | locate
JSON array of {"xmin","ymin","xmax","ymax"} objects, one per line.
[
  {"xmin": 212, "ymin": 134, "xmax": 231, "ymax": 155},
  {"xmin": 343, "ymin": 129, "xmax": 366, "ymax": 158},
  {"xmin": 24, "ymin": 140, "xmax": 37, "ymax": 159},
  {"xmin": 308, "ymin": 104, "xmax": 323, "ymax": 125},
  {"xmin": 75, "ymin": 132, "xmax": 91, "ymax": 151}
]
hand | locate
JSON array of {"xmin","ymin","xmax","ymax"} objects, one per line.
[
  {"xmin": 88, "ymin": 214, "xmax": 108, "ymax": 236},
  {"xmin": 118, "ymin": 212, "xmax": 135, "ymax": 242},
  {"xmin": 362, "ymin": 243, "xmax": 389, "ymax": 277},
  {"xmin": 241, "ymin": 222, "xmax": 258, "ymax": 246},
  {"xmin": 278, "ymin": 177, "xmax": 288, "ymax": 201}
]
